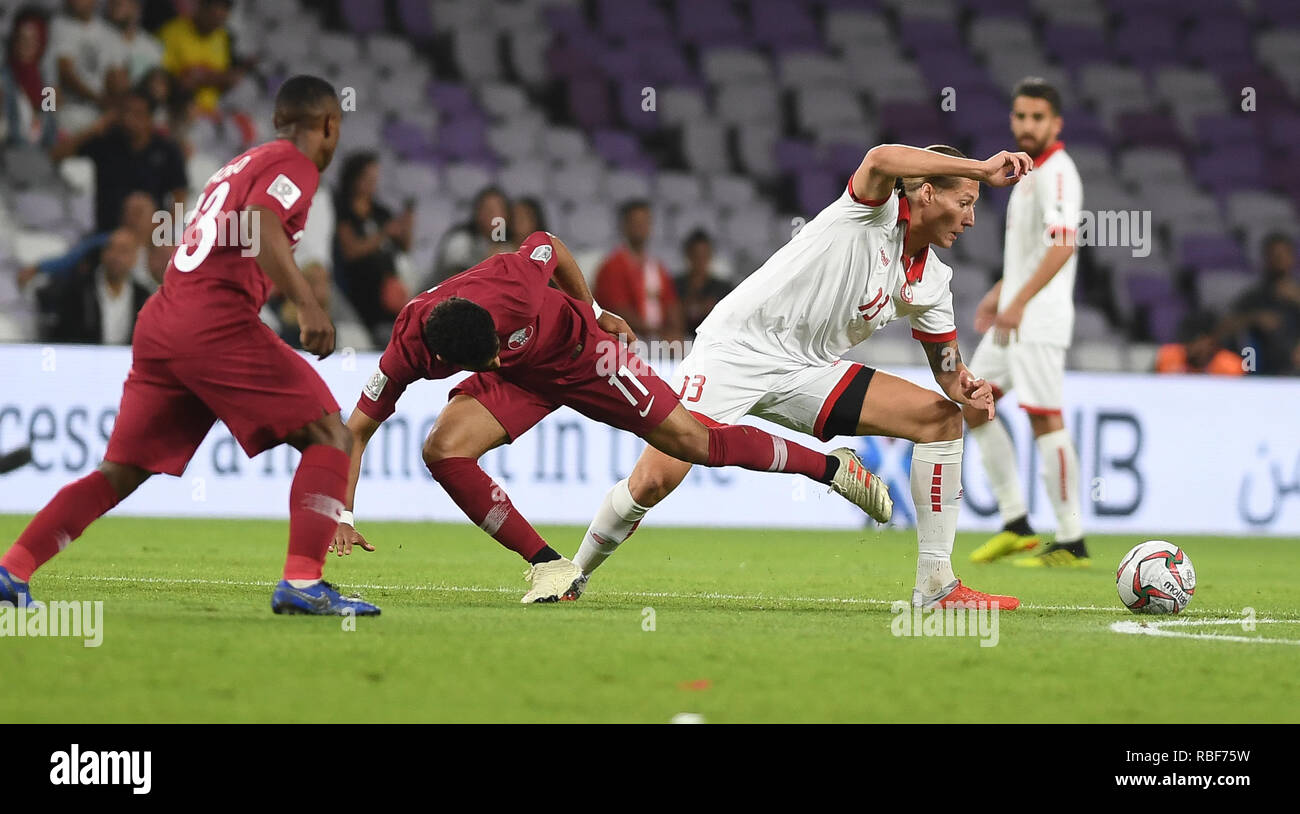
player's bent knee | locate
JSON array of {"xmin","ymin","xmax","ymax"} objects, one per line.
[
  {"xmin": 98, "ymin": 461, "xmax": 152, "ymax": 499},
  {"xmin": 920, "ymin": 399, "xmax": 963, "ymax": 443}
]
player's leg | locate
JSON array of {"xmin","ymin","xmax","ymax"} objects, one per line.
[
  {"xmin": 1012, "ymin": 344, "xmax": 1088, "ymax": 567},
  {"xmin": 0, "ymin": 357, "xmax": 202, "ymax": 606},
  {"xmin": 853, "ymin": 371, "xmax": 1019, "ymax": 610},
  {"xmin": 424, "ymin": 377, "xmax": 584, "ymax": 602},
  {"xmin": 963, "ymin": 333, "xmax": 1040, "ymax": 562},
  {"xmin": 181, "ymin": 326, "xmax": 378, "ymax": 614}
]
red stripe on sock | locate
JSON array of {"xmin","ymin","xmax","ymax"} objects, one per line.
[
  {"xmin": 931, "ymin": 463, "xmax": 943, "ymax": 513},
  {"xmin": 705, "ymin": 424, "xmax": 826, "ymax": 480},
  {"xmin": 1058, "ymin": 446, "xmax": 1067, "ymax": 502}
]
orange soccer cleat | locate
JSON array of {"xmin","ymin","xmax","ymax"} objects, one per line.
[{"xmin": 912, "ymin": 579, "xmax": 1021, "ymax": 611}]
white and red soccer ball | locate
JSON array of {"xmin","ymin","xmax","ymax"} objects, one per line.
[{"xmin": 1116, "ymin": 540, "xmax": 1196, "ymax": 614}]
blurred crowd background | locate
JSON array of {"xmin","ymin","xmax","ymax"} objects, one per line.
[{"xmin": 1, "ymin": 0, "xmax": 1298, "ymax": 375}]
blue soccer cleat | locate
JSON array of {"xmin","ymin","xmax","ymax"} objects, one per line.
[
  {"xmin": 0, "ymin": 566, "xmax": 40, "ymax": 608},
  {"xmin": 271, "ymin": 580, "xmax": 381, "ymax": 616}
]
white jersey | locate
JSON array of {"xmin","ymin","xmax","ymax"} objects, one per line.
[
  {"xmin": 1000, "ymin": 142, "xmax": 1083, "ymax": 347},
  {"xmin": 697, "ymin": 182, "xmax": 957, "ymax": 366}
]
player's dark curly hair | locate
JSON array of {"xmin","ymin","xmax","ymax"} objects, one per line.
[
  {"xmin": 423, "ymin": 297, "xmax": 499, "ymax": 369},
  {"xmin": 895, "ymin": 144, "xmax": 968, "ymax": 197}
]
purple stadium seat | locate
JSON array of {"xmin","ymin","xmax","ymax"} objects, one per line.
[
  {"xmin": 1148, "ymin": 303, "xmax": 1187, "ymax": 343},
  {"xmin": 1179, "ymin": 234, "xmax": 1248, "ymax": 271},
  {"xmin": 1257, "ymin": 0, "xmax": 1300, "ymax": 25},
  {"xmin": 592, "ymin": 129, "xmax": 645, "ymax": 167},
  {"xmin": 1113, "ymin": 17, "xmax": 1178, "ymax": 64},
  {"xmin": 1194, "ymin": 148, "xmax": 1264, "ymax": 195},
  {"xmin": 752, "ymin": 0, "xmax": 820, "ymax": 50},
  {"xmin": 1115, "ymin": 111, "xmax": 1184, "ymax": 149},
  {"xmin": 569, "ymin": 76, "xmax": 615, "ymax": 131},
  {"xmin": 878, "ymin": 101, "xmax": 945, "ymax": 142},
  {"xmin": 1193, "ymin": 114, "xmax": 1259, "ymax": 150},
  {"xmin": 339, "ymin": 0, "xmax": 385, "ymax": 35},
  {"xmin": 384, "ymin": 119, "xmax": 435, "ymax": 160},
  {"xmin": 596, "ymin": 0, "xmax": 669, "ymax": 38},
  {"xmin": 1060, "ymin": 107, "xmax": 1108, "ymax": 146},
  {"xmin": 797, "ymin": 170, "xmax": 841, "ymax": 214},
  {"xmin": 955, "ymin": 0, "xmax": 1029, "ymax": 15},
  {"xmin": 1221, "ymin": 70, "xmax": 1292, "ymax": 111},
  {"xmin": 899, "ymin": 20, "xmax": 962, "ymax": 53},
  {"xmin": 543, "ymin": 5, "xmax": 589, "ymax": 35},
  {"xmin": 428, "ymin": 82, "xmax": 478, "ymax": 117},
  {"xmin": 1261, "ymin": 110, "xmax": 1300, "ymax": 153},
  {"xmin": 1043, "ymin": 25, "xmax": 1111, "ymax": 66},
  {"xmin": 1183, "ymin": 22, "xmax": 1252, "ymax": 66},
  {"xmin": 395, "ymin": 0, "xmax": 434, "ymax": 42},
  {"xmin": 775, "ymin": 139, "xmax": 819, "ymax": 174},
  {"xmin": 676, "ymin": 2, "xmax": 747, "ymax": 46}
]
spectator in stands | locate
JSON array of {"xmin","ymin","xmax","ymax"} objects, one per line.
[
  {"xmin": 158, "ymin": 0, "xmax": 243, "ymax": 115},
  {"xmin": 18, "ymin": 188, "xmax": 159, "ymax": 291},
  {"xmin": 675, "ymin": 229, "xmax": 731, "ymax": 340},
  {"xmin": 48, "ymin": 0, "xmax": 128, "ymax": 133},
  {"xmin": 50, "ymin": 86, "xmax": 188, "ymax": 232},
  {"xmin": 1223, "ymin": 233, "xmax": 1300, "ymax": 375},
  {"xmin": 106, "ymin": 0, "xmax": 163, "ymax": 83},
  {"xmin": 39, "ymin": 227, "xmax": 151, "ymax": 345},
  {"xmin": 334, "ymin": 151, "xmax": 412, "ymax": 344},
  {"xmin": 1, "ymin": 7, "xmax": 57, "ymax": 148},
  {"xmin": 594, "ymin": 200, "xmax": 684, "ymax": 342},
  {"xmin": 1156, "ymin": 310, "xmax": 1245, "ymax": 376},
  {"xmin": 432, "ymin": 185, "xmax": 509, "ymax": 284},
  {"xmin": 507, "ymin": 196, "xmax": 547, "ymax": 250}
]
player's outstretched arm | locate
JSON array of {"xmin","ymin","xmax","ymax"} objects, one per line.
[
  {"xmin": 923, "ymin": 339, "xmax": 994, "ymax": 421},
  {"xmin": 249, "ymin": 204, "xmax": 335, "ymax": 359},
  {"xmin": 331, "ymin": 408, "xmax": 382, "ymax": 556},
  {"xmin": 549, "ymin": 234, "xmax": 640, "ymax": 344},
  {"xmin": 852, "ymin": 145, "xmax": 1033, "ymax": 202}
]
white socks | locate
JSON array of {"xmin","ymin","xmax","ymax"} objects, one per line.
[
  {"xmin": 911, "ymin": 438, "xmax": 963, "ymax": 596},
  {"xmin": 1035, "ymin": 428, "xmax": 1083, "ymax": 542},
  {"xmin": 969, "ymin": 418, "xmax": 1027, "ymax": 524},
  {"xmin": 574, "ymin": 478, "xmax": 648, "ymax": 575}
]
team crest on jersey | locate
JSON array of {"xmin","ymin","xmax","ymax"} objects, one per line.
[
  {"xmin": 529, "ymin": 244, "xmax": 553, "ymax": 263},
  {"xmin": 508, "ymin": 325, "xmax": 534, "ymax": 350},
  {"xmin": 900, "ymin": 281, "xmax": 914, "ymax": 303},
  {"xmin": 266, "ymin": 173, "xmax": 301, "ymax": 209},
  {"xmin": 363, "ymin": 368, "xmax": 388, "ymax": 401}
]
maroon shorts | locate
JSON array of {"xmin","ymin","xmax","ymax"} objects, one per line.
[
  {"xmin": 451, "ymin": 326, "xmax": 679, "ymax": 441},
  {"xmin": 105, "ymin": 319, "xmax": 340, "ymax": 476}
]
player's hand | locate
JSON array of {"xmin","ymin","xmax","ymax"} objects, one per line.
[
  {"xmin": 979, "ymin": 151, "xmax": 1033, "ymax": 187},
  {"xmin": 992, "ymin": 302, "xmax": 1024, "ymax": 347},
  {"xmin": 597, "ymin": 310, "xmax": 638, "ymax": 345},
  {"xmin": 329, "ymin": 521, "xmax": 376, "ymax": 556},
  {"xmin": 959, "ymin": 370, "xmax": 995, "ymax": 421},
  {"xmin": 974, "ymin": 288, "xmax": 999, "ymax": 333},
  {"xmin": 298, "ymin": 302, "xmax": 336, "ymax": 359}
]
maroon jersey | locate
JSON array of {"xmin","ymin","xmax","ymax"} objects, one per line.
[
  {"xmin": 144, "ymin": 139, "xmax": 319, "ymax": 350},
  {"xmin": 357, "ymin": 231, "xmax": 598, "ymax": 421}
]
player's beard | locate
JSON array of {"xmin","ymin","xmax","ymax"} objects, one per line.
[{"xmin": 1018, "ymin": 133, "xmax": 1049, "ymax": 158}]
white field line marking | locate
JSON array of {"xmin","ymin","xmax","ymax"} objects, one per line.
[
  {"xmin": 1110, "ymin": 618, "xmax": 1300, "ymax": 646},
  {"xmin": 29, "ymin": 573, "xmax": 1250, "ymax": 615}
]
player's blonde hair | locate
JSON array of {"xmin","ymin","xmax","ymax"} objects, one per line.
[{"xmin": 895, "ymin": 145, "xmax": 968, "ymax": 197}]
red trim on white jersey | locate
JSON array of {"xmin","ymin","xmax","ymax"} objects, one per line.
[
  {"xmin": 895, "ymin": 195, "xmax": 929, "ymax": 283},
  {"xmin": 1032, "ymin": 140, "xmax": 1065, "ymax": 168},
  {"xmin": 911, "ymin": 328, "xmax": 957, "ymax": 342},
  {"xmin": 846, "ymin": 175, "xmax": 889, "ymax": 207},
  {"xmin": 1020, "ymin": 404, "xmax": 1063, "ymax": 416}
]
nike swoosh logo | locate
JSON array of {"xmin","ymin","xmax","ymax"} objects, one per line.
[{"xmin": 639, "ymin": 397, "xmax": 654, "ymax": 418}]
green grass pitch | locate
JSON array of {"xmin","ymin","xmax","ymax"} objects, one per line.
[{"xmin": 3, "ymin": 515, "xmax": 1298, "ymax": 723}]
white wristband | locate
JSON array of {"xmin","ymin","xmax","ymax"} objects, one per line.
[
  {"xmin": 339, "ymin": 510, "xmax": 355, "ymax": 527},
  {"xmin": 592, "ymin": 301, "xmax": 604, "ymax": 319}
]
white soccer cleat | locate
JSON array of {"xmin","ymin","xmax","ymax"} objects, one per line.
[
  {"xmin": 827, "ymin": 447, "xmax": 893, "ymax": 524},
  {"xmin": 520, "ymin": 558, "xmax": 586, "ymax": 603}
]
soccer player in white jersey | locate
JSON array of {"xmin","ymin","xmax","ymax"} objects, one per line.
[
  {"xmin": 966, "ymin": 78, "xmax": 1089, "ymax": 568},
  {"xmin": 572, "ymin": 143, "xmax": 1034, "ymax": 610}
]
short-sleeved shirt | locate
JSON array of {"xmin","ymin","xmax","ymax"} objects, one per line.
[
  {"xmin": 356, "ymin": 231, "xmax": 593, "ymax": 422},
  {"xmin": 594, "ymin": 247, "xmax": 679, "ymax": 335},
  {"xmin": 140, "ymin": 139, "xmax": 319, "ymax": 352},
  {"xmin": 696, "ymin": 181, "xmax": 957, "ymax": 366},
  {"xmin": 46, "ymin": 14, "xmax": 124, "ymax": 97},
  {"xmin": 158, "ymin": 16, "xmax": 232, "ymax": 112},
  {"xmin": 1001, "ymin": 141, "xmax": 1083, "ymax": 347},
  {"xmin": 80, "ymin": 127, "xmax": 188, "ymax": 231}
]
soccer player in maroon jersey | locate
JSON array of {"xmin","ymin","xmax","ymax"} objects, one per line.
[
  {"xmin": 330, "ymin": 231, "xmax": 893, "ymax": 603},
  {"xmin": 0, "ymin": 76, "xmax": 380, "ymax": 616}
]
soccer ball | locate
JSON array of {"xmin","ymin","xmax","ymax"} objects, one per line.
[{"xmin": 1116, "ymin": 541, "xmax": 1196, "ymax": 614}]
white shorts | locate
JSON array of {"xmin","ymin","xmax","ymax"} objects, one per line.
[
  {"xmin": 674, "ymin": 338, "xmax": 872, "ymax": 440},
  {"xmin": 969, "ymin": 333, "xmax": 1066, "ymax": 414}
]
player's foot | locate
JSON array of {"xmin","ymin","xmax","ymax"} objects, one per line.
[
  {"xmin": 1013, "ymin": 540, "xmax": 1090, "ymax": 568},
  {"xmin": 0, "ymin": 566, "xmax": 40, "ymax": 608},
  {"xmin": 912, "ymin": 579, "xmax": 1020, "ymax": 611},
  {"xmin": 521, "ymin": 558, "xmax": 585, "ymax": 603},
  {"xmin": 271, "ymin": 580, "xmax": 382, "ymax": 616},
  {"xmin": 970, "ymin": 530, "xmax": 1040, "ymax": 563},
  {"xmin": 561, "ymin": 573, "xmax": 590, "ymax": 602},
  {"xmin": 827, "ymin": 448, "xmax": 893, "ymax": 523}
]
